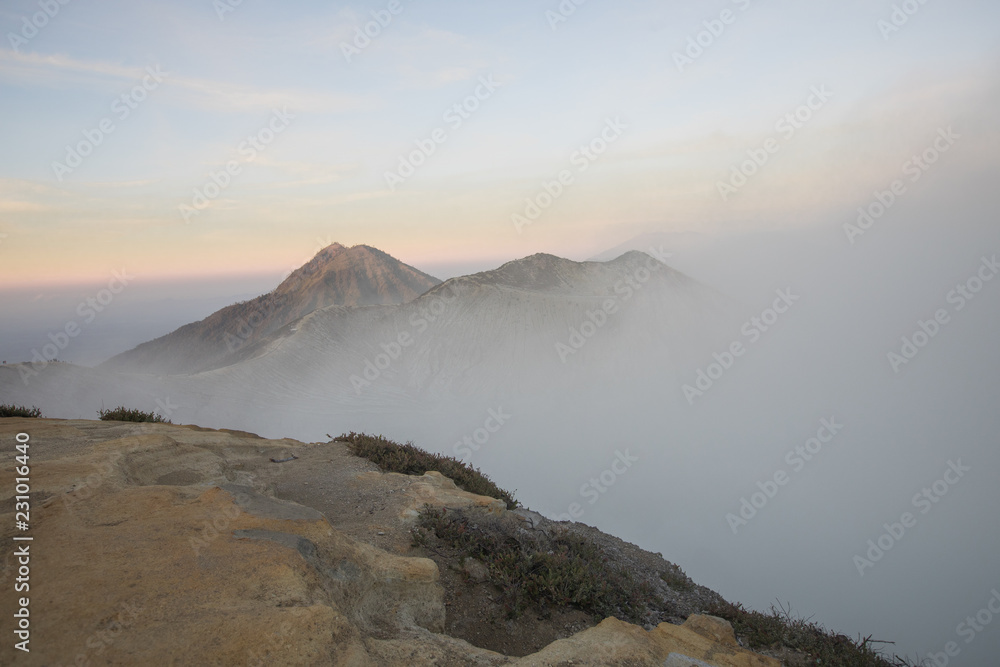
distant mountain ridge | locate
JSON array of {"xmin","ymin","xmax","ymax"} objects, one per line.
[
  {"xmin": 457, "ymin": 252, "xmax": 634, "ymax": 293},
  {"xmin": 139, "ymin": 247, "xmax": 738, "ymax": 422},
  {"xmin": 101, "ymin": 243, "xmax": 440, "ymax": 375},
  {"xmin": 15, "ymin": 246, "xmax": 743, "ymax": 443}
]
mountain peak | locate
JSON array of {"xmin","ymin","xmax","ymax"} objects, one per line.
[
  {"xmin": 102, "ymin": 243, "xmax": 440, "ymax": 375},
  {"xmin": 317, "ymin": 241, "xmax": 346, "ymax": 256},
  {"xmin": 459, "ymin": 250, "xmax": 672, "ymax": 294},
  {"xmin": 463, "ymin": 253, "xmax": 590, "ymax": 292},
  {"xmin": 274, "ymin": 244, "xmax": 438, "ymax": 302},
  {"xmin": 278, "ymin": 242, "xmax": 346, "ymax": 285}
]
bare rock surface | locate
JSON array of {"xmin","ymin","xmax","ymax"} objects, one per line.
[{"xmin": 0, "ymin": 418, "xmax": 781, "ymax": 666}]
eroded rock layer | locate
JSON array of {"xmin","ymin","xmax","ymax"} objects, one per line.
[{"xmin": 0, "ymin": 418, "xmax": 778, "ymax": 666}]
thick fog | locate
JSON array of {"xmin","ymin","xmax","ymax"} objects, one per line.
[{"xmin": 390, "ymin": 166, "xmax": 1000, "ymax": 664}]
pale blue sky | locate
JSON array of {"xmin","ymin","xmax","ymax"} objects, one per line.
[{"xmin": 1, "ymin": 0, "xmax": 998, "ymax": 283}]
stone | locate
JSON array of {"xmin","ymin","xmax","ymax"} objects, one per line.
[
  {"xmin": 682, "ymin": 614, "xmax": 740, "ymax": 647},
  {"xmin": 396, "ymin": 469, "xmax": 507, "ymax": 522}
]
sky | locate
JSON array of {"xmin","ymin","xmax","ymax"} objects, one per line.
[{"xmin": 0, "ymin": 0, "xmax": 998, "ymax": 287}]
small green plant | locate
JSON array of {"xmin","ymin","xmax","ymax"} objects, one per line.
[
  {"xmin": 413, "ymin": 506, "xmax": 655, "ymax": 622},
  {"xmin": 98, "ymin": 406, "xmax": 171, "ymax": 423},
  {"xmin": 707, "ymin": 599, "xmax": 916, "ymax": 666},
  {"xmin": 0, "ymin": 404, "xmax": 42, "ymax": 418},
  {"xmin": 338, "ymin": 432, "xmax": 518, "ymax": 509}
]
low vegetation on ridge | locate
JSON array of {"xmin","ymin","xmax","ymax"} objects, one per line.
[
  {"xmin": 337, "ymin": 431, "xmax": 518, "ymax": 509},
  {"xmin": 0, "ymin": 403, "xmax": 42, "ymax": 418},
  {"xmin": 98, "ymin": 406, "xmax": 171, "ymax": 423},
  {"xmin": 413, "ymin": 505, "xmax": 656, "ymax": 622},
  {"xmin": 706, "ymin": 599, "xmax": 918, "ymax": 667}
]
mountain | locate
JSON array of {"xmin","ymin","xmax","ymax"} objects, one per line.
[
  {"xmin": 4, "ymin": 248, "xmax": 739, "ymax": 447},
  {"xmin": 192, "ymin": 249, "xmax": 730, "ymax": 408},
  {"xmin": 101, "ymin": 243, "xmax": 440, "ymax": 375}
]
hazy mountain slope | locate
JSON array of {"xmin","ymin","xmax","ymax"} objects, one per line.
[
  {"xmin": 1, "ymin": 250, "xmax": 738, "ymax": 442},
  {"xmin": 100, "ymin": 243, "xmax": 440, "ymax": 375},
  {"xmin": 137, "ymin": 250, "xmax": 737, "ymax": 439}
]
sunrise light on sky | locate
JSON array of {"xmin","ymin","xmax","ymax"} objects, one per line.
[{"xmin": 1, "ymin": 0, "xmax": 998, "ymax": 286}]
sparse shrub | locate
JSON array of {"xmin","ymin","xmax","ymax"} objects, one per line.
[
  {"xmin": 98, "ymin": 406, "xmax": 171, "ymax": 423},
  {"xmin": 707, "ymin": 599, "xmax": 916, "ymax": 667},
  {"xmin": 0, "ymin": 404, "xmax": 42, "ymax": 418},
  {"xmin": 337, "ymin": 432, "xmax": 518, "ymax": 509},
  {"xmin": 660, "ymin": 566, "xmax": 694, "ymax": 592},
  {"xmin": 412, "ymin": 506, "xmax": 655, "ymax": 622}
]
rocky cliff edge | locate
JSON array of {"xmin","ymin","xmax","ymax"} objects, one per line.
[{"xmin": 0, "ymin": 418, "xmax": 780, "ymax": 666}]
